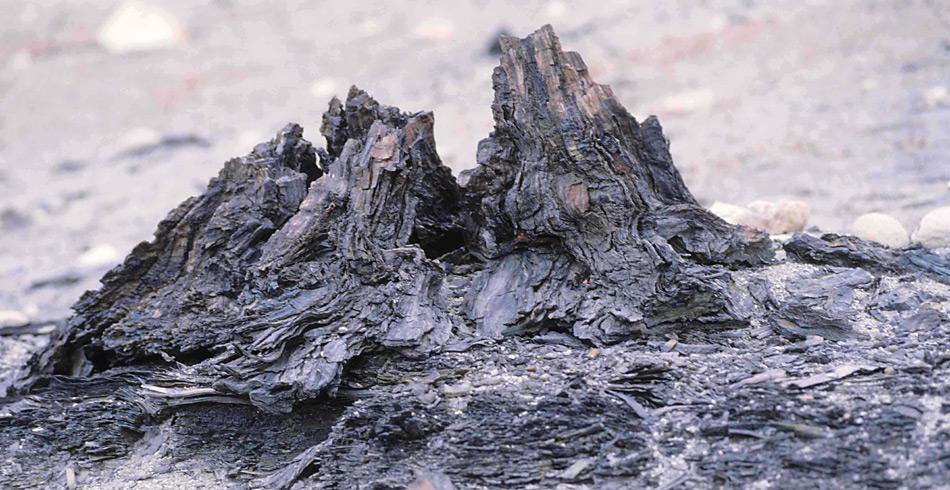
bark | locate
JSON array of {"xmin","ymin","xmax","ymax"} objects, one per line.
[{"xmin": 2, "ymin": 25, "xmax": 948, "ymax": 489}]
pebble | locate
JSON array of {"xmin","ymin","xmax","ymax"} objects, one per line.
[
  {"xmin": 913, "ymin": 206, "xmax": 950, "ymax": 249},
  {"xmin": 408, "ymin": 471, "xmax": 455, "ymax": 490},
  {"xmin": 1, "ymin": 208, "xmax": 31, "ymax": 230},
  {"xmin": 709, "ymin": 199, "xmax": 809, "ymax": 234},
  {"xmin": 412, "ymin": 18, "xmax": 454, "ymax": 43},
  {"xmin": 118, "ymin": 127, "xmax": 163, "ymax": 152},
  {"xmin": 658, "ymin": 88, "xmax": 716, "ymax": 114},
  {"xmin": 559, "ymin": 458, "xmax": 592, "ymax": 479},
  {"xmin": 850, "ymin": 212, "xmax": 909, "ymax": 248},
  {"xmin": 923, "ymin": 85, "xmax": 948, "ymax": 110},
  {"xmin": 709, "ymin": 201, "xmax": 760, "ymax": 228},
  {"xmin": 747, "ymin": 200, "xmax": 809, "ymax": 234},
  {"xmin": 77, "ymin": 244, "xmax": 121, "ymax": 269},
  {"xmin": 0, "ymin": 310, "xmax": 30, "ymax": 328},
  {"xmin": 97, "ymin": 0, "xmax": 186, "ymax": 54},
  {"xmin": 441, "ymin": 381, "xmax": 472, "ymax": 398},
  {"xmin": 310, "ymin": 78, "xmax": 339, "ymax": 100},
  {"xmin": 65, "ymin": 465, "xmax": 77, "ymax": 490}
]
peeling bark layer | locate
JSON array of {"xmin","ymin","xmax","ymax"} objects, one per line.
[{"xmin": 2, "ymin": 25, "xmax": 949, "ymax": 490}]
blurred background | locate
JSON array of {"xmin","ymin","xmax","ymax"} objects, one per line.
[{"xmin": 0, "ymin": 0, "xmax": 948, "ymax": 329}]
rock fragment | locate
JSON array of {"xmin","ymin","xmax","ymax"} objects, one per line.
[
  {"xmin": 850, "ymin": 212, "xmax": 909, "ymax": 248},
  {"xmin": 747, "ymin": 199, "xmax": 809, "ymax": 234},
  {"xmin": 923, "ymin": 85, "xmax": 948, "ymax": 109},
  {"xmin": 97, "ymin": 1, "xmax": 186, "ymax": 54},
  {"xmin": 710, "ymin": 199, "xmax": 809, "ymax": 234},
  {"xmin": 709, "ymin": 201, "xmax": 761, "ymax": 228},
  {"xmin": 913, "ymin": 206, "xmax": 950, "ymax": 249},
  {"xmin": 76, "ymin": 244, "xmax": 121, "ymax": 269},
  {"xmin": 441, "ymin": 381, "xmax": 472, "ymax": 398},
  {"xmin": 413, "ymin": 17, "xmax": 455, "ymax": 43},
  {"xmin": 658, "ymin": 88, "xmax": 716, "ymax": 114},
  {"xmin": 0, "ymin": 310, "xmax": 30, "ymax": 328}
]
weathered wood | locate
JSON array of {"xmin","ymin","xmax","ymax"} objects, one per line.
[
  {"xmin": 19, "ymin": 26, "xmax": 772, "ymax": 414},
  {"xmin": 2, "ymin": 25, "xmax": 948, "ymax": 490}
]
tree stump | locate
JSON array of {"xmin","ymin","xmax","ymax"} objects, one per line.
[{"xmin": 2, "ymin": 25, "xmax": 948, "ymax": 489}]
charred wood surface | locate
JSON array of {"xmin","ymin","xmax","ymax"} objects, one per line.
[{"xmin": 2, "ymin": 26, "xmax": 948, "ymax": 489}]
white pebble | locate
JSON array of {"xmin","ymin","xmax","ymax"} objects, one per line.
[
  {"xmin": 924, "ymin": 85, "xmax": 948, "ymax": 110},
  {"xmin": 747, "ymin": 199, "xmax": 809, "ymax": 234},
  {"xmin": 850, "ymin": 213, "xmax": 909, "ymax": 248},
  {"xmin": 412, "ymin": 17, "xmax": 454, "ymax": 43},
  {"xmin": 711, "ymin": 199, "xmax": 809, "ymax": 234},
  {"xmin": 709, "ymin": 201, "xmax": 760, "ymax": 227},
  {"xmin": 118, "ymin": 126, "xmax": 162, "ymax": 151},
  {"xmin": 658, "ymin": 88, "xmax": 716, "ymax": 114},
  {"xmin": 78, "ymin": 244, "xmax": 121, "ymax": 269},
  {"xmin": 97, "ymin": 0, "xmax": 186, "ymax": 54},
  {"xmin": 0, "ymin": 310, "xmax": 30, "ymax": 327},
  {"xmin": 913, "ymin": 206, "xmax": 950, "ymax": 249},
  {"xmin": 310, "ymin": 78, "xmax": 339, "ymax": 100}
]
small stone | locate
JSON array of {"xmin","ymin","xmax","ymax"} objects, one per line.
[
  {"xmin": 54, "ymin": 160, "xmax": 86, "ymax": 174},
  {"xmin": 97, "ymin": 1, "xmax": 186, "ymax": 54},
  {"xmin": 747, "ymin": 199, "xmax": 809, "ymax": 234},
  {"xmin": 408, "ymin": 470, "xmax": 456, "ymax": 490},
  {"xmin": 710, "ymin": 200, "xmax": 806, "ymax": 233},
  {"xmin": 709, "ymin": 201, "xmax": 763, "ymax": 229},
  {"xmin": 923, "ymin": 85, "xmax": 948, "ymax": 109},
  {"xmin": 118, "ymin": 127, "xmax": 163, "ymax": 152},
  {"xmin": 77, "ymin": 244, "xmax": 121, "ymax": 269},
  {"xmin": 0, "ymin": 310, "xmax": 30, "ymax": 328},
  {"xmin": 658, "ymin": 88, "xmax": 716, "ymax": 114},
  {"xmin": 413, "ymin": 18, "xmax": 454, "ymax": 43},
  {"xmin": 1, "ymin": 208, "xmax": 31, "ymax": 230},
  {"xmin": 65, "ymin": 465, "xmax": 77, "ymax": 489},
  {"xmin": 473, "ymin": 376, "xmax": 504, "ymax": 387},
  {"xmin": 441, "ymin": 381, "xmax": 472, "ymax": 398},
  {"xmin": 913, "ymin": 206, "xmax": 950, "ymax": 249},
  {"xmin": 850, "ymin": 212, "xmax": 909, "ymax": 248},
  {"xmin": 559, "ymin": 458, "xmax": 592, "ymax": 479},
  {"xmin": 310, "ymin": 78, "xmax": 339, "ymax": 100}
]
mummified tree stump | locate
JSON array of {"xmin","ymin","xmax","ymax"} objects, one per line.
[
  {"xmin": 19, "ymin": 25, "xmax": 771, "ymax": 414},
  {"xmin": 6, "ymin": 25, "xmax": 949, "ymax": 490}
]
